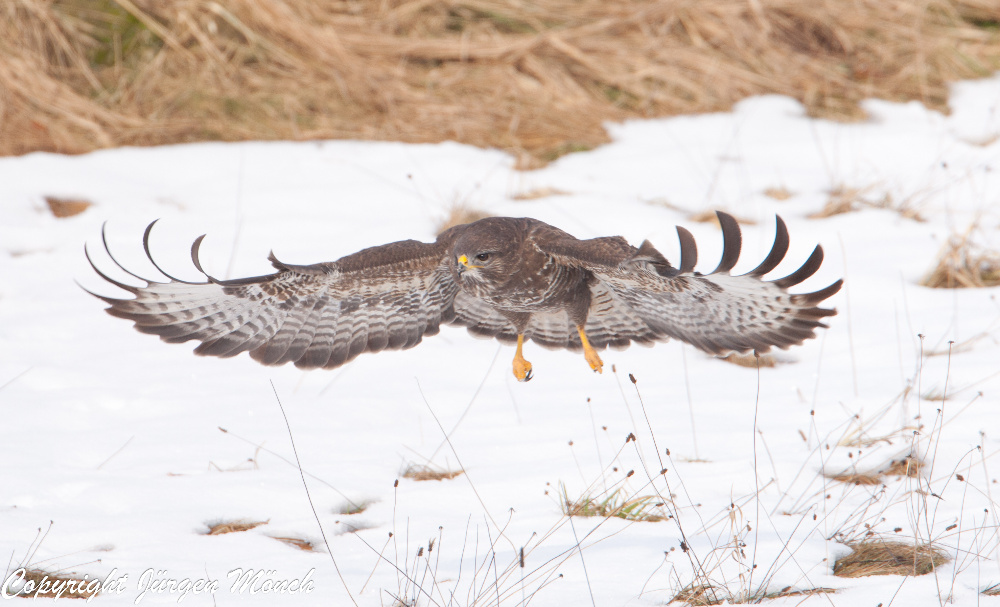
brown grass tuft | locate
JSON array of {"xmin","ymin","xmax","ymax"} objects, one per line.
[
  {"xmin": 402, "ymin": 464, "xmax": 464, "ymax": 481},
  {"xmin": 436, "ymin": 206, "xmax": 492, "ymax": 235},
  {"xmin": 833, "ymin": 540, "xmax": 949, "ymax": 577},
  {"xmin": 827, "ymin": 471, "xmax": 883, "ymax": 486},
  {"xmin": 719, "ymin": 352, "xmax": 776, "ymax": 368},
  {"xmin": 4, "ymin": 1, "xmax": 999, "ymax": 167},
  {"xmin": 669, "ymin": 584, "xmax": 835, "ymax": 605},
  {"xmin": 763, "ymin": 186, "xmax": 793, "ymax": 201},
  {"xmin": 671, "ymin": 583, "xmax": 726, "ymax": 606},
  {"xmin": 44, "ymin": 196, "xmax": 92, "ymax": 218},
  {"xmin": 511, "ymin": 186, "xmax": 571, "ymax": 200},
  {"xmin": 827, "ymin": 455, "xmax": 924, "ymax": 486},
  {"xmin": 15, "ymin": 568, "xmax": 100, "ymax": 600},
  {"xmin": 689, "ymin": 210, "xmax": 756, "ymax": 225},
  {"xmin": 336, "ymin": 499, "xmax": 375, "ymax": 515},
  {"xmin": 205, "ymin": 519, "xmax": 268, "ymax": 535},
  {"xmin": 984, "ymin": 583, "xmax": 1000, "ymax": 596},
  {"xmin": 271, "ymin": 535, "xmax": 317, "ymax": 551},
  {"xmin": 770, "ymin": 587, "xmax": 837, "ymax": 598},
  {"xmin": 921, "ymin": 229, "xmax": 1000, "ymax": 289},
  {"xmin": 560, "ymin": 483, "xmax": 667, "ymax": 522},
  {"xmin": 881, "ymin": 455, "xmax": 923, "ymax": 478},
  {"xmin": 808, "ymin": 186, "xmax": 925, "ymax": 221}
]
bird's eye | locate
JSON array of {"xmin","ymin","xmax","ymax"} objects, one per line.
[{"xmin": 475, "ymin": 253, "xmax": 490, "ymax": 262}]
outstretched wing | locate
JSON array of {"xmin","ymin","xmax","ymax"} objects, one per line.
[
  {"xmin": 85, "ymin": 223, "xmax": 463, "ymax": 369},
  {"xmin": 535, "ymin": 212, "xmax": 842, "ymax": 355}
]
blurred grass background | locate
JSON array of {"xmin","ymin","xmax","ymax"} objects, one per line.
[{"xmin": 3, "ymin": 0, "xmax": 999, "ymax": 168}]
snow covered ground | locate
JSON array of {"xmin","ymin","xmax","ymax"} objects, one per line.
[{"xmin": 2, "ymin": 75, "xmax": 1000, "ymax": 606}]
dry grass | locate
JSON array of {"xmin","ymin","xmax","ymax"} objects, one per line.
[
  {"xmin": 688, "ymin": 209, "xmax": 756, "ymax": 225},
  {"xmin": 271, "ymin": 535, "xmax": 317, "ymax": 551},
  {"xmin": 402, "ymin": 463, "xmax": 464, "ymax": 481},
  {"xmin": 762, "ymin": 186, "xmax": 793, "ymax": 201},
  {"xmin": 436, "ymin": 205, "xmax": 492, "ymax": 234},
  {"xmin": 671, "ymin": 584, "xmax": 728, "ymax": 606},
  {"xmin": 670, "ymin": 583, "xmax": 835, "ymax": 605},
  {"xmin": 511, "ymin": 186, "xmax": 571, "ymax": 200},
  {"xmin": 14, "ymin": 568, "xmax": 100, "ymax": 600},
  {"xmin": 336, "ymin": 520, "xmax": 376, "ymax": 534},
  {"xmin": 827, "ymin": 455, "xmax": 924, "ymax": 486},
  {"xmin": 984, "ymin": 583, "xmax": 1000, "ymax": 596},
  {"xmin": 560, "ymin": 482, "xmax": 668, "ymax": 522},
  {"xmin": 44, "ymin": 195, "xmax": 92, "ymax": 218},
  {"xmin": 827, "ymin": 471, "xmax": 883, "ymax": 486},
  {"xmin": 719, "ymin": 351, "xmax": 777, "ymax": 368},
  {"xmin": 204, "ymin": 519, "xmax": 268, "ymax": 535},
  {"xmin": 808, "ymin": 185, "xmax": 925, "ymax": 221},
  {"xmin": 881, "ymin": 455, "xmax": 923, "ymax": 477},
  {"xmin": 4, "ymin": 1, "xmax": 999, "ymax": 168},
  {"xmin": 336, "ymin": 499, "xmax": 375, "ymax": 515},
  {"xmin": 921, "ymin": 229, "xmax": 1000, "ymax": 288},
  {"xmin": 833, "ymin": 540, "xmax": 949, "ymax": 577}
]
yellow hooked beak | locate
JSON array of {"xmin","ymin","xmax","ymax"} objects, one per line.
[{"xmin": 457, "ymin": 254, "xmax": 484, "ymax": 270}]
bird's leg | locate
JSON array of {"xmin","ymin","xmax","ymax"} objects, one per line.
[
  {"xmin": 576, "ymin": 326, "xmax": 604, "ymax": 374},
  {"xmin": 512, "ymin": 334, "xmax": 533, "ymax": 382}
]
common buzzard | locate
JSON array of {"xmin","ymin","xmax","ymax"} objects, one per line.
[{"xmin": 86, "ymin": 213, "xmax": 841, "ymax": 381}]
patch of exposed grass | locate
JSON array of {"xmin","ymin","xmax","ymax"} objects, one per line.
[
  {"xmin": 921, "ymin": 229, "xmax": 1000, "ymax": 288},
  {"xmin": 922, "ymin": 387, "xmax": 950, "ymax": 401},
  {"xmin": 808, "ymin": 185, "xmax": 925, "ymax": 221},
  {"xmin": 827, "ymin": 471, "xmax": 883, "ymax": 486},
  {"xmin": 511, "ymin": 186, "xmax": 571, "ymax": 200},
  {"xmin": 335, "ymin": 520, "xmax": 376, "ymax": 535},
  {"xmin": 881, "ymin": 455, "xmax": 923, "ymax": 478},
  {"xmin": 6, "ymin": 1, "xmax": 1000, "ymax": 166},
  {"xmin": 402, "ymin": 464, "xmax": 464, "ymax": 482},
  {"xmin": 10, "ymin": 568, "xmax": 101, "ymax": 600},
  {"xmin": 827, "ymin": 455, "xmax": 924, "ymax": 486},
  {"xmin": 44, "ymin": 196, "xmax": 92, "ymax": 218},
  {"xmin": 688, "ymin": 210, "xmax": 756, "ymax": 225},
  {"xmin": 436, "ymin": 206, "xmax": 492, "ymax": 235},
  {"xmin": 539, "ymin": 142, "xmax": 594, "ymax": 163},
  {"xmin": 670, "ymin": 583, "xmax": 836, "ymax": 605},
  {"xmin": 559, "ymin": 482, "xmax": 667, "ymax": 522},
  {"xmin": 719, "ymin": 351, "xmax": 777, "ymax": 368},
  {"xmin": 204, "ymin": 519, "xmax": 268, "ymax": 535},
  {"xmin": 762, "ymin": 186, "xmax": 793, "ymax": 201},
  {"xmin": 833, "ymin": 540, "xmax": 949, "ymax": 577},
  {"xmin": 271, "ymin": 535, "xmax": 317, "ymax": 551},
  {"xmin": 336, "ymin": 499, "xmax": 376, "ymax": 515}
]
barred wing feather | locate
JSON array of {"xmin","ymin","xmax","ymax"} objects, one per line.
[
  {"xmin": 542, "ymin": 212, "xmax": 842, "ymax": 355},
  {"xmin": 85, "ymin": 224, "xmax": 461, "ymax": 369}
]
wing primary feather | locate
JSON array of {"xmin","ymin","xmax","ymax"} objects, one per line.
[
  {"xmin": 711, "ymin": 211, "xmax": 742, "ymax": 274},
  {"xmin": 100, "ymin": 222, "xmax": 150, "ymax": 283},
  {"xmin": 190, "ymin": 234, "xmax": 209, "ymax": 275},
  {"xmin": 792, "ymin": 279, "xmax": 844, "ymax": 305},
  {"xmin": 747, "ymin": 215, "xmax": 790, "ymax": 277},
  {"xmin": 189, "ymin": 234, "xmax": 230, "ymax": 286},
  {"xmin": 774, "ymin": 245, "xmax": 825, "ymax": 288},
  {"xmin": 78, "ymin": 281, "xmax": 131, "ymax": 307},
  {"xmin": 190, "ymin": 235, "xmax": 277, "ymax": 286},
  {"xmin": 676, "ymin": 226, "xmax": 698, "ymax": 274},
  {"xmin": 84, "ymin": 244, "xmax": 141, "ymax": 294},
  {"xmin": 143, "ymin": 221, "xmax": 203, "ymax": 285}
]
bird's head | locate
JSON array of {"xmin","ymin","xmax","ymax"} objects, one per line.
[{"xmin": 451, "ymin": 218, "xmax": 522, "ymax": 286}]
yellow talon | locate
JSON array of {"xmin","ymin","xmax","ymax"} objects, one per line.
[
  {"xmin": 577, "ymin": 326, "xmax": 603, "ymax": 374},
  {"xmin": 512, "ymin": 334, "xmax": 533, "ymax": 382}
]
